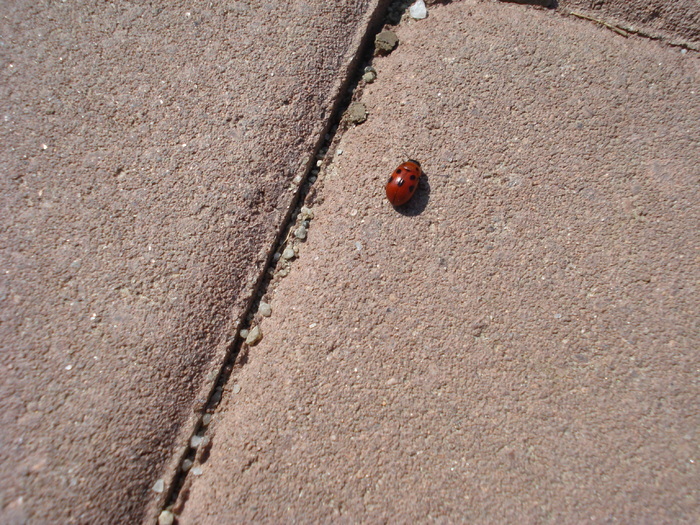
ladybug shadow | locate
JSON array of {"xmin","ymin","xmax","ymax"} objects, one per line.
[{"xmin": 394, "ymin": 170, "xmax": 430, "ymax": 216}]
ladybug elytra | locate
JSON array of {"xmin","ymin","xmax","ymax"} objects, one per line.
[{"xmin": 385, "ymin": 159, "xmax": 421, "ymax": 206}]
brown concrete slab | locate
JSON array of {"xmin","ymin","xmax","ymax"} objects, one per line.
[
  {"xmin": 0, "ymin": 1, "xmax": 388, "ymax": 522},
  {"xmin": 177, "ymin": 1, "xmax": 699, "ymax": 523}
]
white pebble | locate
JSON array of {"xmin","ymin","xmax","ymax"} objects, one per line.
[
  {"xmin": 191, "ymin": 435, "xmax": 204, "ymax": 448},
  {"xmin": 232, "ymin": 384, "xmax": 242, "ymax": 394},
  {"xmin": 259, "ymin": 302, "xmax": 272, "ymax": 317},
  {"xmin": 152, "ymin": 479, "xmax": 165, "ymax": 493},
  {"xmin": 282, "ymin": 247, "xmax": 295, "ymax": 260},
  {"xmin": 239, "ymin": 329, "xmax": 249, "ymax": 339},
  {"xmin": 158, "ymin": 510, "xmax": 175, "ymax": 525},
  {"xmin": 409, "ymin": 0, "xmax": 427, "ymax": 19},
  {"xmin": 181, "ymin": 459, "xmax": 193, "ymax": 472},
  {"xmin": 191, "ymin": 466, "xmax": 203, "ymax": 476},
  {"xmin": 295, "ymin": 226, "xmax": 307, "ymax": 240},
  {"xmin": 202, "ymin": 414, "xmax": 212, "ymax": 426}
]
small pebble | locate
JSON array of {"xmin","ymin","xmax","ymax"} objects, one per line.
[
  {"xmin": 191, "ymin": 466, "xmax": 203, "ymax": 476},
  {"xmin": 374, "ymin": 30, "xmax": 398, "ymax": 55},
  {"xmin": 409, "ymin": 0, "xmax": 428, "ymax": 19},
  {"xmin": 239, "ymin": 329, "xmax": 249, "ymax": 339},
  {"xmin": 202, "ymin": 414, "xmax": 212, "ymax": 426},
  {"xmin": 277, "ymin": 268, "xmax": 290, "ymax": 277},
  {"xmin": 300, "ymin": 206, "xmax": 314, "ymax": 220},
  {"xmin": 337, "ymin": 149, "xmax": 343, "ymax": 155},
  {"xmin": 245, "ymin": 325, "xmax": 262, "ymax": 345},
  {"xmin": 273, "ymin": 252, "xmax": 281, "ymax": 262},
  {"xmin": 282, "ymin": 247, "xmax": 295, "ymax": 260},
  {"xmin": 152, "ymin": 479, "xmax": 165, "ymax": 493},
  {"xmin": 181, "ymin": 458, "xmax": 193, "ymax": 472},
  {"xmin": 362, "ymin": 69, "xmax": 377, "ymax": 83},
  {"xmin": 259, "ymin": 302, "xmax": 272, "ymax": 317},
  {"xmin": 346, "ymin": 102, "xmax": 367, "ymax": 125},
  {"xmin": 158, "ymin": 510, "xmax": 175, "ymax": 525},
  {"xmin": 308, "ymin": 176, "xmax": 317, "ymax": 183},
  {"xmin": 232, "ymin": 384, "xmax": 242, "ymax": 394},
  {"xmin": 191, "ymin": 435, "xmax": 204, "ymax": 448}
]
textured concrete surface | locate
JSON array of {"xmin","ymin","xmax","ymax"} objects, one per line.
[
  {"xmin": 1, "ymin": 0, "xmax": 698, "ymax": 524},
  {"xmin": 558, "ymin": 0, "xmax": 700, "ymax": 49},
  {"xmin": 177, "ymin": 1, "xmax": 699, "ymax": 523},
  {"xmin": 0, "ymin": 1, "xmax": 387, "ymax": 522}
]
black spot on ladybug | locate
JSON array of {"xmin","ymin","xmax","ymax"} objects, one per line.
[
  {"xmin": 409, "ymin": 185, "xmax": 415, "ymax": 192},
  {"xmin": 396, "ymin": 179, "xmax": 404, "ymax": 187},
  {"xmin": 410, "ymin": 174, "xmax": 417, "ymax": 181},
  {"xmin": 395, "ymin": 168, "xmax": 403, "ymax": 175}
]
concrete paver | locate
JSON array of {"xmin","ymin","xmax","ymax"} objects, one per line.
[
  {"xmin": 177, "ymin": 1, "xmax": 699, "ymax": 522},
  {"xmin": 0, "ymin": 1, "xmax": 387, "ymax": 522}
]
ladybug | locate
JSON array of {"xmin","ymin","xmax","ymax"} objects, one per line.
[{"xmin": 385, "ymin": 159, "xmax": 422, "ymax": 206}]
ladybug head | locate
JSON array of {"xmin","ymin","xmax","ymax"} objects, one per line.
[{"xmin": 406, "ymin": 159, "xmax": 421, "ymax": 167}]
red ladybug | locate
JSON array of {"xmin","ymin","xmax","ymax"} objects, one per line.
[{"xmin": 385, "ymin": 159, "xmax": 421, "ymax": 206}]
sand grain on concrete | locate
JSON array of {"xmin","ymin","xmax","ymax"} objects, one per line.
[{"xmin": 178, "ymin": 2, "xmax": 699, "ymax": 523}]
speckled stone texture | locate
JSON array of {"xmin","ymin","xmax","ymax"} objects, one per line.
[
  {"xmin": 176, "ymin": 1, "xmax": 698, "ymax": 523},
  {"xmin": 0, "ymin": 1, "xmax": 387, "ymax": 522}
]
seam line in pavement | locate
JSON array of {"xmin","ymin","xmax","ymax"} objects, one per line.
[{"xmin": 159, "ymin": 1, "xmax": 395, "ymax": 519}]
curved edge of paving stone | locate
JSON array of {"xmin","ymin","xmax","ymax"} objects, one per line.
[
  {"xmin": 0, "ymin": 1, "xmax": 391, "ymax": 524},
  {"xmin": 556, "ymin": 0, "xmax": 700, "ymax": 49}
]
